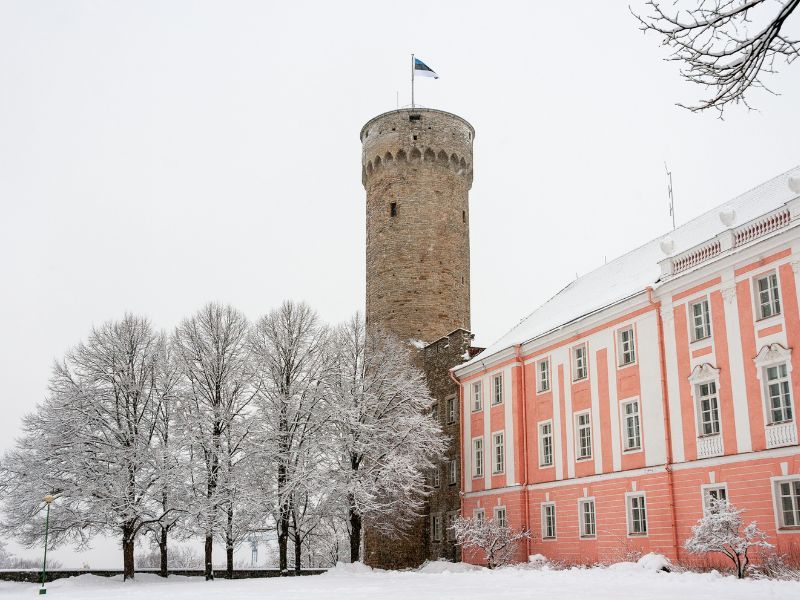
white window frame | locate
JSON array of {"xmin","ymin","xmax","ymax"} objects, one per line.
[
  {"xmin": 690, "ymin": 297, "xmax": 712, "ymax": 342},
  {"xmin": 695, "ymin": 380, "xmax": 721, "ymax": 437},
  {"xmin": 474, "ymin": 508, "xmax": 485, "ymax": 523},
  {"xmin": 764, "ymin": 362, "xmax": 794, "ymax": 425},
  {"xmin": 539, "ymin": 420, "xmax": 554, "ymax": 467},
  {"xmin": 755, "ymin": 271, "xmax": 781, "ymax": 320},
  {"xmin": 701, "ymin": 483, "xmax": 729, "ymax": 515},
  {"xmin": 493, "ymin": 506, "xmax": 507, "ymax": 528},
  {"xmin": 575, "ymin": 410, "xmax": 593, "ymax": 460},
  {"xmin": 472, "ymin": 437, "xmax": 484, "ymax": 478},
  {"xmin": 448, "ymin": 457, "xmax": 458, "ymax": 485},
  {"xmin": 577, "ymin": 497, "xmax": 596, "ymax": 538},
  {"xmin": 536, "ymin": 358, "xmax": 551, "ymax": 393},
  {"xmin": 617, "ymin": 326, "xmax": 636, "ymax": 367},
  {"xmin": 492, "ymin": 431, "xmax": 505, "ymax": 474},
  {"xmin": 432, "ymin": 466, "xmax": 441, "ymax": 488},
  {"xmin": 471, "ymin": 381, "xmax": 482, "ymax": 412},
  {"xmin": 431, "ymin": 513, "xmax": 442, "ymax": 542},
  {"xmin": 772, "ymin": 476, "xmax": 800, "ymax": 531},
  {"xmin": 626, "ymin": 492, "xmax": 648, "ymax": 536},
  {"xmin": 572, "ymin": 344, "xmax": 588, "ymax": 381},
  {"xmin": 541, "ymin": 502, "xmax": 557, "ymax": 540},
  {"xmin": 446, "ymin": 511, "xmax": 457, "ymax": 541},
  {"xmin": 620, "ymin": 398, "xmax": 642, "ymax": 452},
  {"xmin": 446, "ymin": 395, "xmax": 457, "ymax": 424},
  {"xmin": 492, "ymin": 373, "xmax": 504, "ymax": 405}
]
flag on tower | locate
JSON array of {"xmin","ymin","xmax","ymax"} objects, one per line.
[{"xmin": 414, "ymin": 58, "xmax": 439, "ymax": 79}]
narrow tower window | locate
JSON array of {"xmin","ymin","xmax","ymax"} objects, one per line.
[
  {"xmin": 462, "ymin": 210, "xmax": 466, "ymax": 223},
  {"xmin": 390, "ymin": 202, "xmax": 398, "ymax": 217}
]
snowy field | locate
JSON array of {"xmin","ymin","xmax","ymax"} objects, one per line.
[{"xmin": 1, "ymin": 561, "xmax": 798, "ymax": 600}]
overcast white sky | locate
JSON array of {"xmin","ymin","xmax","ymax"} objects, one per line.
[{"xmin": 1, "ymin": 1, "xmax": 799, "ymax": 566}]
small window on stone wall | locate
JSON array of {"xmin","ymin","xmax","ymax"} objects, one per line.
[
  {"xmin": 390, "ymin": 202, "xmax": 397, "ymax": 217},
  {"xmin": 462, "ymin": 210, "xmax": 466, "ymax": 223}
]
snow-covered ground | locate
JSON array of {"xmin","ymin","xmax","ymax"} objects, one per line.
[{"xmin": 0, "ymin": 560, "xmax": 796, "ymax": 600}]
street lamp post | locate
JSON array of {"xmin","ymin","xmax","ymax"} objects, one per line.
[{"xmin": 39, "ymin": 494, "xmax": 54, "ymax": 596}]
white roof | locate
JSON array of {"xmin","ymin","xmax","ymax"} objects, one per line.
[{"xmin": 463, "ymin": 166, "xmax": 800, "ymax": 369}]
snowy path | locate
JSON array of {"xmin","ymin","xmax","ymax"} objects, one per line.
[{"xmin": 0, "ymin": 564, "xmax": 796, "ymax": 600}]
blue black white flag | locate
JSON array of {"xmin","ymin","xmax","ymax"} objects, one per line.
[{"xmin": 414, "ymin": 58, "xmax": 439, "ymax": 79}]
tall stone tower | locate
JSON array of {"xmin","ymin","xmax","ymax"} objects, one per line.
[
  {"xmin": 361, "ymin": 108, "xmax": 474, "ymax": 343},
  {"xmin": 360, "ymin": 108, "xmax": 476, "ymax": 569}
]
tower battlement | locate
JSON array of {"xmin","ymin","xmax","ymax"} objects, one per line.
[{"xmin": 360, "ymin": 108, "xmax": 474, "ymax": 188}]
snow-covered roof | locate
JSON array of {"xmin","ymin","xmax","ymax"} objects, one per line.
[{"xmin": 462, "ymin": 166, "xmax": 800, "ymax": 370}]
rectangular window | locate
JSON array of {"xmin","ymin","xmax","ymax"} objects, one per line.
[
  {"xmin": 542, "ymin": 503, "xmax": 556, "ymax": 539},
  {"xmin": 472, "ymin": 438, "xmax": 484, "ymax": 478},
  {"xmin": 778, "ymin": 479, "xmax": 800, "ymax": 528},
  {"xmin": 390, "ymin": 202, "xmax": 398, "ymax": 217},
  {"xmin": 431, "ymin": 402, "xmax": 439, "ymax": 421},
  {"xmin": 474, "ymin": 508, "xmax": 485, "ymax": 523},
  {"xmin": 578, "ymin": 499, "xmax": 596, "ymax": 538},
  {"xmin": 431, "ymin": 514, "xmax": 442, "ymax": 542},
  {"xmin": 472, "ymin": 381, "xmax": 482, "ymax": 412},
  {"xmin": 448, "ymin": 458, "xmax": 458, "ymax": 485},
  {"xmin": 628, "ymin": 494, "xmax": 648, "ymax": 535},
  {"xmin": 492, "ymin": 432, "xmax": 505, "ymax": 474},
  {"xmin": 573, "ymin": 344, "xmax": 588, "ymax": 381},
  {"xmin": 494, "ymin": 506, "xmax": 507, "ymax": 528},
  {"xmin": 537, "ymin": 358, "xmax": 550, "ymax": 392},
  {"xmin": 703, "ymin": 484, "xmax": 728, "ymax": 514},
  {"xmin": 765, "ymin": 363, "xmax": 793, "ymax": 424},
  {"xmin": 446, "ymin": 396, "xmax": 457, "ymax": 424},
  {"xmin": 756, "ymin": 272, "xmax": 781, "ymax": 319},
  {"xmin": 621, "ymin": 399, "xmax": 641, "ymax": 451},
  {"xmin": 697, "ymin": 381, "xmax": 720, "ymax": 436},
  {"xmin": 691, "ymin": 299, "xmax": 712, "ymax": 341},
  {"xmin": 576, "ymin": 411, "xmax": 592, "ymax": 459},
  {"xmin": 539, "ymin": 421, "xmax": 553, "ymax": 466},
  {"xmin": 447, "ymin": 512, "xmax": 457, "ymax": 541},
  {"xmin": 492, "ymin": 374, "xmax": 503, "ymax": 405},
  {"xmin": 618, "ymin": 327, "xmax": 636, "ymax": 366},
  {"xmin": 432, "ymin": 466, "xmax": 440, "ymax": 488}
]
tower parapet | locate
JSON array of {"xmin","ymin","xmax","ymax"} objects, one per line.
[{"xmin": 362, "ymin": 108, "xmax": 475, "ymax": 343}]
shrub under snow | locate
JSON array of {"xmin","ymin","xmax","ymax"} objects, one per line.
[{"xmin": 684, "ymin": 498, "xmax": 772, "ymax": 579}]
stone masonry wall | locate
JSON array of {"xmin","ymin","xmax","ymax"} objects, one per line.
[{"xmin": 361, "ymin": 108, "xmax": 474, "ymax": 344}]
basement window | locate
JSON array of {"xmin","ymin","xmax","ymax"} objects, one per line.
[
  {"xmin": 409, "ymin": 114, "xmax": 421, "ymax": 122},
  {"xmin": 390, "ymin": 202, "xmax": 398, "ymax": 217}
]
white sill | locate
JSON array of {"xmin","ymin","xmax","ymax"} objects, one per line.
[
  {"xmin": 576, "ymin": 456, "xmax": 593, "ymax": 462},
  {"xmin": 697, "ymin": 433, "xmax": 721, "ymax": 439},
  {"xmin": 539, "ymin": 463, "xmax": 554, "ymax": 469},
  {"xmin": 689, "ymin": 336, "xmax": 712, "ymax": 346},
  {"xmin": 617, "ymin": 361, "xmax": 637, "ymax": 370},
  {"xmin": 623, "ymin": 447, "xmax": 643, "ymax": 454},
  {"xmin": 766, "ymin": 420, "xmax": 794, "ymax": 426},
  {"xmin": 756, "ymin": 313, "xmax": 783, "ymax": 327}
]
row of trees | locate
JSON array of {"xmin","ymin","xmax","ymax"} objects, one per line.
[{"xmin": 0, "ymin": 301, "xmax": 445, "ymax": 581}]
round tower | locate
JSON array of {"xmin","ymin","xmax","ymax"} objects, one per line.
[{"xmin": 361, "ymin": 108, "xmax": 474, "ymax": 343}]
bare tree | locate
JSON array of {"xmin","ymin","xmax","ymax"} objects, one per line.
[
  {"xmin": 0, "ymin": 315, "xmax": 174, "ymax": 580},
  {"xmin": 324, "ymin": 315, "xmax": 446, "ymax": 563},
  {"xmin": 634, "ymin": 0, "xmax": 800, "ymax": 113},
  {"xmin": 249, "ymin": 300, "xmax": 330, "ymax": 574},
  {"xmin": 173, "ymin": 303, "xmax": 255, "ymax": 580},
  {"xmin": 452, "ymin": 515, "xmax": 531, "ymax": 569}
]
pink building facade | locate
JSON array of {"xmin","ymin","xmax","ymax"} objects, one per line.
[{"xmin": 453, "ymin": 168, "xmax": 800, "ymax": 565}]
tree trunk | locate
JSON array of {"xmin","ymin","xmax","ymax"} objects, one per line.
[
  {"xmin": 204, "ymin": 533, "xmax": 214, "ymax": 581},
  {"xmin": 159, "ymin": 527, "xmax": 168, "ymax": 578},
  {"xmin": 122, "ymin": 526, "xmax": 135, "ymax": 581},
  {"xmin": 348, "ymin": 498, "xmax": 361, "ymax": 564},
  {"xmin": 226, "ymin": 544, "xmax": 234, "ymax": 579},
  {"xmin": 294, "ymin": 532, "xmax": 302, "ymax": 574},
  {"xmin": 278, "ymin": 513, "xmax": 289, "ymax": 573}
]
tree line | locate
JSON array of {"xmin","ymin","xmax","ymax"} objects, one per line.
[{"xmin": 0, "ymin": 301, "xmax": 445, "ymax": 581}]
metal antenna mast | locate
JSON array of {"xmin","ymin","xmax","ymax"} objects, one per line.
[{"xmin": 665, "ymin": 162, "xmax": 675, "ymax": 230}]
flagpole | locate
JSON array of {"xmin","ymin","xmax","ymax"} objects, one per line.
[{"xmin": 411, "ymin": 53, "xmax": 415, "ymax": 109}]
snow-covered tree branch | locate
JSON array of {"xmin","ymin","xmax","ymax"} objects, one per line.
[{"xmin": 634, "ymin": 0, "xmax": 800, "ymax": 113}]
